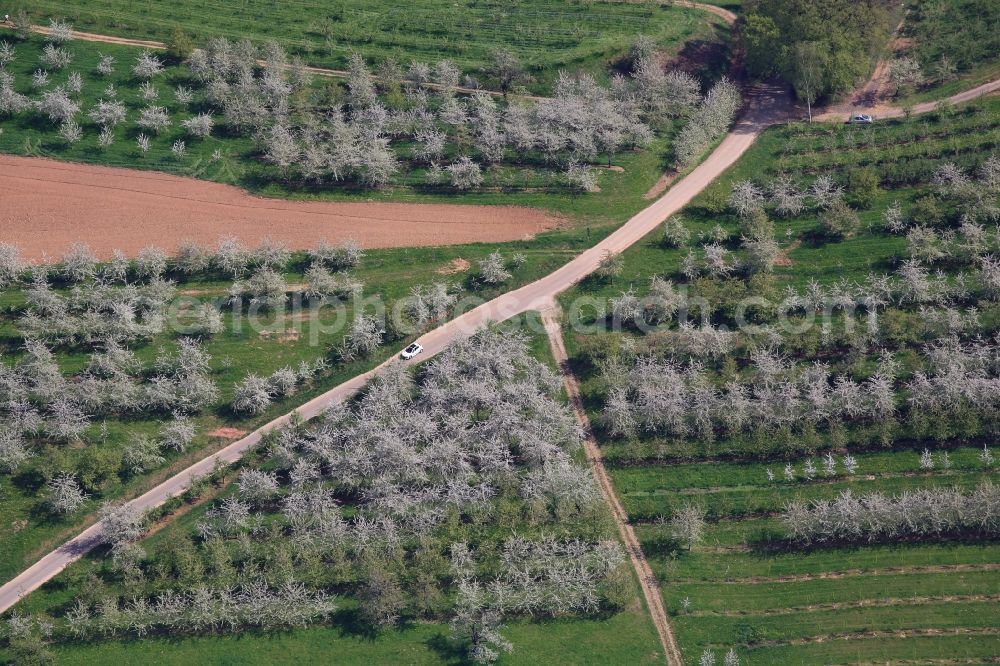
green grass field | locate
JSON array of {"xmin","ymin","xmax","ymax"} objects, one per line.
[
  {"xmin": 553, "ymin": 97, "xmax": 1000, "ymax": 663},
  {"xmin": 39, "ymin": 609, "xmax": 662, "ymax": 666},
  {"xmin": 8, "ymin": 0, "xmax": 728, "ymax": 95}
]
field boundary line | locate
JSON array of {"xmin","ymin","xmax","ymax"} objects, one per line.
[
  {"xmin": 854, "ymin": 659, "xmax": 1000, "ymax": 665},
  {"xmin": 686, "ymin": 594, "xmax": 1000, "ymax": 617},
  {"xmin": 748, "ymin": 626, "xmax": 1000, "ymax": 648},
  {"xmin": 620, "ymin": 468, "xmax": 989, "ymax": 497},
  {"xmin": 541, "ymin": 306, "xmax": 683, "ymax": 666},
  {"xmin": 595, "ymin": 0, "xmax": 736, "ymax": 26},
  {"xmin": 666, "ymin": 563, "xmax": 1000, "ymax": 585}
]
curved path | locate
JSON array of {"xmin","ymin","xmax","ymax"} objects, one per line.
[
  {"xmin": 814, "ymin": 43, "xmax": 1000, "ymax": 122},
  {"xmin": 0, "ymin": 82, "xmax": 792, "ymax": 616},
  {"xmin": 828, "ymin": 75, "xmax": 1000, "ymax": 120},
  {"xmin": 670, "ymin": 0, "xmax": 736, "ymax": 25},
  {"xmin": 0, "ymin": 156, "xmax": 558, "ymax": 260}
]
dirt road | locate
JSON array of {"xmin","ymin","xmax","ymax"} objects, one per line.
[
  {"xmin": 815, "ymin": 73, "xmax": 1000, "ymax": 122},
  {"xmin": 670, "ymin": 0, "xmax": 736, "ymax": 25},
  {"xmin": 541, "ymin": 308, "xmax": 684, "ymax": 666},
  {"xmin": 813, "ymin": 13, "xmax": 1000, "ymax": 124},
  {"xmin": 0, "ymin": 156, "xmax": 558, "ymax": 259},
  {"xmin": 0, "ymin": 82, "xmax": 791, "ymax": 618}
]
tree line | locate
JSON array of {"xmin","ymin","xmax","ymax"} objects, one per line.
[{"xmin": 742, "ymin": 0, "xmax": 894, "ymax": 111}]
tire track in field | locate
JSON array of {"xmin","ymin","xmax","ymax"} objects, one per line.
[
  {"xmin": 541, "ymin": 307, "xmax": 684, "ymax": 666},
  {"xmin": 622, "ymin": 469, "xmax": 988, "ymax": 497},
  {"xmin": 668, "ymin": 563, "xmax": 1000, "ymax": 585},
  {"xmin": 855, "ymin": 659, "xmax": 1000, "ymax": 665},
  {"xmin": 596, "ymin": 0, "xmax": 736, "ymax": 26},
  {"xmin": 685, "ymin": 593, "xmax": 1000, "ymax": 617},
  {"xmin": 747, "ymin": 626, "xmax": 1000, "ymax": 648}
]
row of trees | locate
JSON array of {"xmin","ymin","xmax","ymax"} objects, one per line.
[
  {"xmin": 4, "ymin": 28, "xmax": 742, "ymax": 189},
  {"xmin": 0, "ymin": 339, "xmax": 212, "ymax": 477},
  {"xmin": 729, "ymin": 156, "xmax": 999, "ymax": 236},
  {"xmin": 673, "ymin": 78, "xmax": 742, "ymax": 167},
  {"xmin": 62, "ymin": 582, "xmax": 337, "ymax": 637},
  {"xmin": 1, "ymin": 238, "xmax": 369, "ymax": 350},
  {"xmin": 41, "ymin": 416, "xmax": 193, "ymax": 513},
  {"xmin": 782, "ymin": 481, "xmax": 1000, "ymax": 544},
  {"xmin": 231, "ymin": 361, "xmax": 326, "ymax": 415},
  {"xmin": 449, "ymin": 537, "xmax": 626, "ymax": 662},
  {"xmin": 0, "ymin": 237, "xmax": 365, "ymax": 291},
  {"xmin": 19, "ymin": 270, "xmax": 177, "ymax": 346},
  {"xmin": 905, "ymin": 0, "xmax": 1000, "ymax": 85},
  {"xmin": 608, "ymin": 256, "xmax": 999, "ymax": 342},
  {"xmin": 0, "ymin": 33, "xmax": 214, "ymax": 151},
  {"xmin": 58, "ymin": 331, "xmax": 624, "ymax": 661},
  {"xmin": 602, "ymin": 337, "xmax": 1000, "ymax": 441}
]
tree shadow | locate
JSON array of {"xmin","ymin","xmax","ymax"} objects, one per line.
[
  {"xmin": 12, "ymin": 467, "xmax": 46, "ymax": 493},
  {"xmin": 425, "ymin": 631, "xmax": 469, "ymax": 665},
  {"xmin": 670, "ymin": 36, "xmax": 731, "ymax": 85},
  {"xmin": 747, "ymin": 532, "xmax": 1000, "ymax": 556},
  {"xmin": 640, "ymin": 534, "xmax": 683, "ymax": 558},
  {"xmin": 575, "ymin": 273, "xmax": 613, "ymax": 293},
  {"xmin": 331, "ymin": 606, "xmax": 378, "ymax": 641}
]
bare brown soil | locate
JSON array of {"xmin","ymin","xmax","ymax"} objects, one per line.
[
  {"xmin": 774, "ymin": 239, "xmax": 801, "ymax": 267},
  {"xmin": 644, "ymin": 171, "xmax": 679, "ymax": 200},
  {"xmin": 207, "ymin": 427, "xmax": 247, "ymax": 439},
  {"xmin": 0, "ymin": 156, "xmax": 561, "ymax": 260},
  {"xmin": 436, "ymin": 258, "xmax": 472, "ymax": 275}
]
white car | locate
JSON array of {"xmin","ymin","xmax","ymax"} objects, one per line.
[
  {"xmin": 847, "ymin": 114, "xmax": 874, "ymax": 124},
  {"xmin": 400, "ymin": 342, "xmax": 424, "ymax": 360}
]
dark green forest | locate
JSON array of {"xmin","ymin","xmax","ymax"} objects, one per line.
[{"xmin": 742, "ymin": 0, "xmax": 894, "ymax": 100}]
